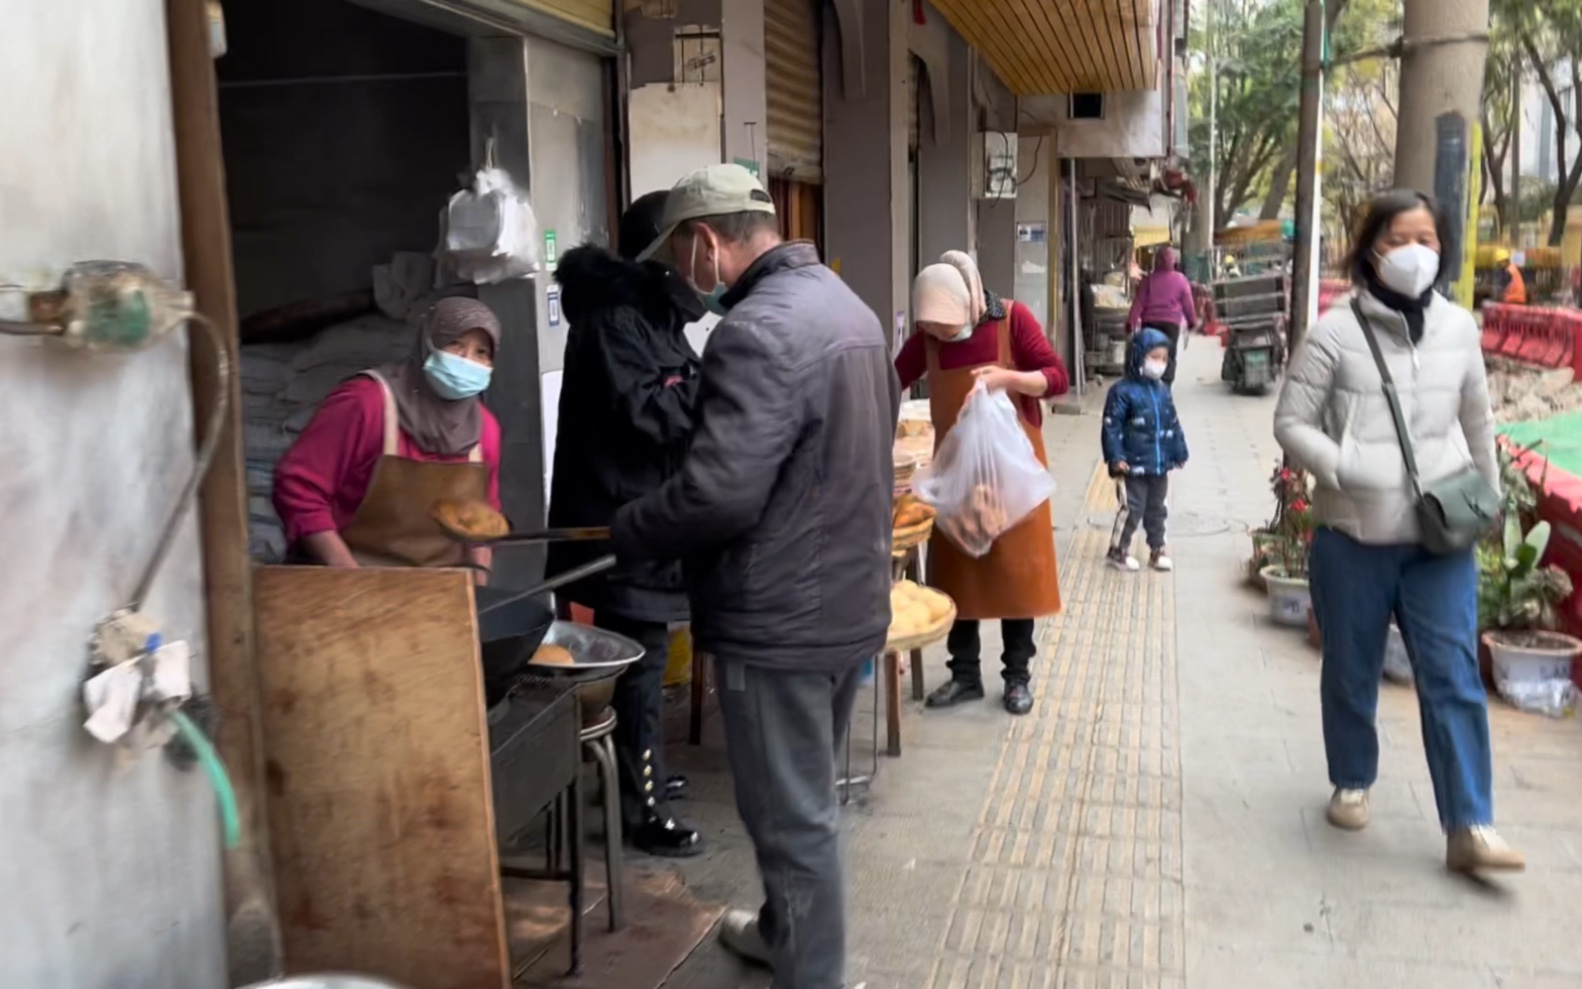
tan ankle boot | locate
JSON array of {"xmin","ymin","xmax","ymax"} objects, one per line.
[{"xmin": 1447, "ymin": 826, "xmax": 1526, "ymax": 874}]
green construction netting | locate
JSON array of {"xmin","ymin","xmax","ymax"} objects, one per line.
[{"xmin": 1499, "ymin": 412, "xmax": 1582, "ymax": 479}]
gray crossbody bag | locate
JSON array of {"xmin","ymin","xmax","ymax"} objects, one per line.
[{"xmin": 1350, "ymin": 299, "xmax": 1499, "ymax": 554}]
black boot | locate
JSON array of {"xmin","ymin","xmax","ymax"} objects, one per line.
[
  {"xmin": 925, "ymin": 678, "xmax": 986, "ymax": 708},
  {"xmin": 629, "ymin": 812, "xmax": 704, "ymax": 858},
  {"xmin": 1003, "ymin": 682, "xmax": 1034, "ymax": 715},
  {"xmin": 665, "ymin": 774, "xmax": 689, "ymax": 801}
]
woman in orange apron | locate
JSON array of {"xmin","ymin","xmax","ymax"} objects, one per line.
[
  {"xmin": 273, "ymin": 297, "xmax": 504, "ymax": 577},
  {"xmin": 894, "ymin": 252, "xmax": 1067, "ymax": 714}
]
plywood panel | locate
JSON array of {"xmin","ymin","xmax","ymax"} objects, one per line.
[
  {"xmin": 928, "ymin": 0, "xmax": 1159, "ymax": 96},
  {"xmin": 254, "ymin": 565, "xmax": 509, "ymax": 989}
]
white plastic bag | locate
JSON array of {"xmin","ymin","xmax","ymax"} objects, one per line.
[
  {"xmin": 438, "ymin": 164, "xmax": 541, "ymax": 285},
  {"xmin": 913, "ymin": 385, "xmax": 1055, "ymax": 558}
]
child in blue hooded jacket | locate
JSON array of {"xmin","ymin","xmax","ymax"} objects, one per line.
[{"xmin": 1102, "ymin": 328, "xmax": 1189, "ymax": 571}]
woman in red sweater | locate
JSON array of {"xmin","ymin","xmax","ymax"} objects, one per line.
[
  {"xmin": 274, "ymin": 297, "xmax": 504, "ymax": 579},
  {"xmin": 894, "ymin": 251, "xmax": 1068, "ymax": 715}
]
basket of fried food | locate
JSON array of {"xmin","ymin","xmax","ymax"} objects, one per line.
[
  {"xmin": 886, "ymin": 579, "xmax": 955, "ymax": 652},
  {"xmin": 891, "ymin": 493, "xmax": 936, "ymax": 556}
]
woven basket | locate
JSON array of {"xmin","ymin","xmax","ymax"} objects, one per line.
[{"xmin": 885, "ymin": 602, "xmax": 955, "ymax": 653}]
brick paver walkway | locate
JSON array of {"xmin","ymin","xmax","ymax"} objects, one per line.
[{"xmin": 662, "ymin": 340, "xmax": 1582, "ymax": 989}]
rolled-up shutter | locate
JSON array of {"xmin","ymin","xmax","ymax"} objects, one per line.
[{"xmin": 765, "ymin": 0, "xmax": 823, "ymax": 184}]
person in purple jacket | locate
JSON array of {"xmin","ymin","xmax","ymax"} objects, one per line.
[{"xmin": 1126, "ymin": 246, "xmax": 1199, "ymax": 388}]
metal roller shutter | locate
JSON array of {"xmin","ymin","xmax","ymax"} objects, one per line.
[{"xmin": 765, "ymin": 0, "xmax": 823, "ymax": 184}]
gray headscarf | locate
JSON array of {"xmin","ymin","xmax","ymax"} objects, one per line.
[{"xmin": 374, "ymin": 297, "xmax": 502, "ymax": 456}]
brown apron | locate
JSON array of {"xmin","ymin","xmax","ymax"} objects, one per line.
[
  {"xmin": 338, "ymin": 371, "xmax": 490, "ymax": 568},
  {"xmin": 924, "ymin": 314, "xmax": 1063, "ymax": 620}
]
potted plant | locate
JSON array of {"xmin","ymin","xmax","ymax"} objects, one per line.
[
  {"xmin": 1478, "ymin": 440, "xmax": 1547, "ymax": 684},
  {"xmin": 1259, "ymin": 465, "xmax": 1314, "ymax": 627},
  {"xmin": 1479, "ymin": 516, "xmax": 1579, "ymax": 712}
]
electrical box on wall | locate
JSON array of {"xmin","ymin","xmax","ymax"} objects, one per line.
[{"xmin": 972, "ymin": 131, "xmax": 1018, "ymax": 200}]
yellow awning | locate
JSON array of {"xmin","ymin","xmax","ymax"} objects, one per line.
[{"xmin": 928, "ymin": 0, "xmax": 1158, "ymax": 95}]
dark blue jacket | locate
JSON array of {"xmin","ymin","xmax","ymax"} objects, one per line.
[{"xmin": 1101, "ymin": 328, "xmax": 1189, "ymax": 477}]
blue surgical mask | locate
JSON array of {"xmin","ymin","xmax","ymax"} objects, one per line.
[
  {"xmin": 689, "ymin": 235, "xmax": 731, "ymax": 316},
  {"xmin": 423, "ymin": 348, "xmax": 492, "ymax": 399}
]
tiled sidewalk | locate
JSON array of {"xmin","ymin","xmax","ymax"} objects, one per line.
[{"xmin": 661, "ymin": 341, "xmax": 1582, "ymax": 989}]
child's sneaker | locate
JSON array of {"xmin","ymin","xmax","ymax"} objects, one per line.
[
  {"xmin": 1150, "ymin": 550, "xmax": 1174, "ymax": 572},
  {"xmin": 1107, "ymin": 547, "xmax": 1140, "ymax": 572}
]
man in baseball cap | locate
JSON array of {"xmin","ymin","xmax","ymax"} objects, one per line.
[{"xmin": 616, "ymin": 162, "xmax": 901, "ymax": 988}]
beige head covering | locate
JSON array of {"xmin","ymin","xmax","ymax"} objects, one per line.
[
  {"xmin": 939, "ymin": 250, "xmax": 987, "ymax": 324},
  {"xmin": 912, "ymin": 263, "xmax": 973, "ymax": 325}
]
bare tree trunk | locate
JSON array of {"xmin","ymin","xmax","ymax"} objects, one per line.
[{"xmin": 1261, "ymin": 148, "xmax": 1297, "ymax": 219}]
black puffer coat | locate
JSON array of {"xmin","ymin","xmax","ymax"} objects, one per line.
[{"xmin": 547, "ymin": 245, "xmax": 704, "ymax": 622}]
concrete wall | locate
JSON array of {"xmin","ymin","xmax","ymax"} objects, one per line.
[
  {"xmin": 974, "ymin": 65, "xmax": 1018, "ymax": 299},
  {"xmin": 1014, "ymin": 136, "xmax": 1055, "ymax": 330},
  {"xmin": 1026, "ymin": 89, "xmax": 1168, "ymax": 160},
  {"xmin": 218, "ymin": 0, "xmax": 472, "ymax": 318},
  {"xmin": 0, "ymin": 2, "xmax": 227, "ymax": 986}
]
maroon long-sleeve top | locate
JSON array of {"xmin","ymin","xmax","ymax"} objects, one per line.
[
  {"xmin": 894, "ymin": 300, "xmax": 1070, "ymax": 427},
  {"xmin": 273, "ymin": 376, "xmax": 504, "ymax": 547}
]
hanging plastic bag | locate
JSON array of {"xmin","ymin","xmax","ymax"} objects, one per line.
[
  {"xmin": 913, "ymin": 384, "xmax": 1056, "ymax": 558},
  {"xmin": 438, "ymin": 140, "xmax": 541, "ymax": 285}
]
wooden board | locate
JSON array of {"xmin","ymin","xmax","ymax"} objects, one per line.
[{"xmin": 254, "ymin": 566, "xmax": 509, "ymax": 989}]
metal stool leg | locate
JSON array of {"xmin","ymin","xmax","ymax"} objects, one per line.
[
  {"xmin": 567, "ymin": 769, "xmax": 585, "ymax": 976},
  {"xmin": 591, "ymin": 734, "xmax": 624, "ymax": 931}
]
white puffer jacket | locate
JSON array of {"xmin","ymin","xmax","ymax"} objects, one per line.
[{"xmin": 1273, "ymin": 289, "xmax": 1499, "ymax": 546}]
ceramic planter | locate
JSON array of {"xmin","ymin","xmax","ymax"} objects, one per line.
[
  {"xmin": 1260, "ymin": 565, "xmax": 1311, "ymax": 627},
  {"xmin": 1484, "ymin": 630, "xmax": 1582, "ymax": 685}
]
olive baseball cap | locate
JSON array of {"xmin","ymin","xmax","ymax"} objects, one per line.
[{"xmin": 636, "ymin": 163, "xmax": 777, "ymax": 264}]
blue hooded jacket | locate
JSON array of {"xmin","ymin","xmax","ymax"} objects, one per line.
[{"xmin": 1101, "ymin": 328, "xmax": 1189, "ymax": 477}]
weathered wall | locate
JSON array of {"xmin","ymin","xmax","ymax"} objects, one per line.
[
  {"xmin": 912, "ymin": 7, "xmax": 971, "ymax": 265},
  {"xmin": 1025, "ymin": 89, "xmax": 1168, "ymax": 160},
  {"xmin": 974, "ymin": 65, "xmax": 1017, "ymax": 300},
  {"xmin": 218, "ymin": 0, "xmax": 471, "ymax": 318},
  {"xmin": 0, "ymin": 2, "xmax": 227, "ymax": 987}
]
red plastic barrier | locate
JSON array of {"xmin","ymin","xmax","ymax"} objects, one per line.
[
  {"xmin": 1481, "ymin": 302, "xmax": 1512, "ymax": 355},
  {"xmin": 1316, "ymin": 280, "xmax": 1350, "ymax": 318}
]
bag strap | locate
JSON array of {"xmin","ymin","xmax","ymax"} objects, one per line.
[{"xmin": 1350, "ymin": 299, "xmax": 1424, "ymax": 500}]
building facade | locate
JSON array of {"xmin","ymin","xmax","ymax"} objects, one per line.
[{"xmin": 0, "ymin": 0, "xmax": 1185, "ymax": 982}]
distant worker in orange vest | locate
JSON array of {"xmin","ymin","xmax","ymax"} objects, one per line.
[{"xmin": 1495, "ymin": 249, "xmax": 1528, "ymax": 304}]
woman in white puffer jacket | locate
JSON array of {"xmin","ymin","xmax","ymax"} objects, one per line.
[{"xmin": 1274, "ymin": 190, "xmax": 1523, "ymax": 876}]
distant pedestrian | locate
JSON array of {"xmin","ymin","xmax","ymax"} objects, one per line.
[
  {"xmin": 1102, "ymin": 328, "xmax": 1188, "ymax": 573},
  {"xmin": 1274, "ymin": 189, "xmax": 1522, "ymax": 875},
  {"xmin": 614, "ymin": 163, "xmax": 900, "ymax": 986},
  {"xmin": 1127, "ymin": 246, "xmax": 1198, "ymax": 388}
]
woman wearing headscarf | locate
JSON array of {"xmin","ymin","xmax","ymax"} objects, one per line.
[
  {"xmin": 1126, "ymin": 246, "xmax": 1198, "ymax": 388},
  {"xmin": 1275, "ymin": 189, "xmax": 1521, "ymax": 874},
  {"xmin": 894, "ymin": 251, "xmax": 1068, "ymax": 715},
  {"xmin": 274, "ymin": 296, "xmax": 503, "ymax": 576}
]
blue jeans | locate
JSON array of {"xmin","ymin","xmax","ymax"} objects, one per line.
[{"xmin": 1309, "ymin": 527, "xmax": 1494, "ymax": 831}]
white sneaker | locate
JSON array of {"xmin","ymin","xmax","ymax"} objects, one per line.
[
  {"xmin": 1107, "ymin": 549, "xmax": 1140, "ymax": 572},
  {"xmin": 719, "ymin": 909, "xmax": 772, "ymax": 966},
  {"xmin": 1149, "ymin": 551, "xmax": 1174, "ymax": 572},
  {"xmin": 1326, "ymin": 788, "xmax": 1370, "ymax": 831},
  {"xmin": 1447, "ymin": 826, "xmax": 1526, "ymax": 873}
]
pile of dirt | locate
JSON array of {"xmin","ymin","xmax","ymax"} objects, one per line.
[{"xmin": 1487, "ymin": 359, "xmax": 1582, "ymax": 424}]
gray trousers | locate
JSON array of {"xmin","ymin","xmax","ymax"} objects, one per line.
[
  {"xmin": 1112, "ymin": 474, "xmax": 1170, "ymax": 552},
  {"xmin": 717, "ymin": 658, "xmax": 862, "ymax": 989}
]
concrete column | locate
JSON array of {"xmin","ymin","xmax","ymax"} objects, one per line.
[
  {"xmin": 469, "ymin": 38, "xmax": 547, "ymax": 585},
  {"xmin": 915, "ymin": 25, "xmax": 971, "ymax": 264},
  {"xmin": 824, "ymin": 0, "xmax": 910, "ymax": 340}
]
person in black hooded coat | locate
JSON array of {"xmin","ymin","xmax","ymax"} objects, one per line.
[{"xmin": 548, "ymin": 190, "xmax": 706, "ymax": 857}]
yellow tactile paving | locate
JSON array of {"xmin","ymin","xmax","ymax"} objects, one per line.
[{"xmin": 925, "ymin": 462, "xmax": 1187, "ymax": 989}]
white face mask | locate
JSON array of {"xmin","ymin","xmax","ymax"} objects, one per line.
[
  {"xmin": 946, "ymin": 325, "xmax": 974, "ymax": 343},
  {"xmin": 1141, "ymin": 359, "xmax": 1168, "ymax": 381},
  {"xmin": 1374, "ymin": 243, "xmax": 1439, "ymax": 298}
]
